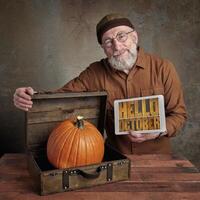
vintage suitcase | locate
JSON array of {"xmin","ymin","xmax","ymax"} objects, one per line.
[{"xmin": 25, "ymin": 91, "xmax": 131, "ymax": 195}]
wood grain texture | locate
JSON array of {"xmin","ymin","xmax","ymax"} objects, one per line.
[
  {"xmin": 25, "ymin": 92, "xmax": 107, "ymax": 152},
  {"xmin": 0, "ymin": 154, "xmax": 200, "ymax": 199}
]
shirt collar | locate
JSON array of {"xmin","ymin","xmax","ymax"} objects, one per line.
[{"xmin": 135, "ymin": 46, "xmax": 145, "ymax": 69}]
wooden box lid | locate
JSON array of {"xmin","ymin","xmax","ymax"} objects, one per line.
[{"xmin": 25, "ymin": 91, "xmax": 107, "ymax": 153}]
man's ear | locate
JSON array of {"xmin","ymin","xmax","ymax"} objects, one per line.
[
  {"xmin": 132, "ymin": 31, "xmax": 138, "ymax": 44},
  {"xmin": 101, "ymin": 44, "xmax": 107, "ymax": 55}
]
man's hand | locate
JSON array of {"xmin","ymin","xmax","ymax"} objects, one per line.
[
  {"xmin": 127, "ymin": 131, "xmax": 166, "ymax": 143},
  {"xmin": 13, "ymin": 87, "xmax": 34, "ymax": 111}
]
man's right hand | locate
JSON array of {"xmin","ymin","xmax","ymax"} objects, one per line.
[{"xmin": 13, "ymin": 87, "xmax": 35, "ymax": 111}]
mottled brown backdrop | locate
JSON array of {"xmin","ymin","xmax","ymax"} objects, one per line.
[{"xmin": 0, "ymin": 0, "xmax": 199, "ymax": 167}]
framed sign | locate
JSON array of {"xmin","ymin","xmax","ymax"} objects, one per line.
[{"xmin": 114, "ymin": 95, "xmax": 166, "ymax": 135}]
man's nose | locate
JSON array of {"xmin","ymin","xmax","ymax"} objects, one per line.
[{"xmin": 112, "ymin": 38, "xmax": 121, "ymax": 51}]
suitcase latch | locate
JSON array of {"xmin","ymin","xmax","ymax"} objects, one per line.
[
  {"xmin": 107, "ymin": 163, "xmax": 113, "ymax": 182},
  {"xmin": 63, "ymin": 170, "xmax": 69, "ymax": 190}
]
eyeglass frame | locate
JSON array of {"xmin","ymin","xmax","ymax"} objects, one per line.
[{"xmin": 101, "ymin": 30, "xmax": 135, "ymax": 48}]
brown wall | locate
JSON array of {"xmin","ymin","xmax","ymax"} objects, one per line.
[{"xmin": 0, "ymin": 0, "xmax": 199, "ymax": 167}]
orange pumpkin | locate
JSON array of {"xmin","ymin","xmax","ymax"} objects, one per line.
[{"xmin": 47, "ymin": 116, "xmax": 104, "ymax": 169}]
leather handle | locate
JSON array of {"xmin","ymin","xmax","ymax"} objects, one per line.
[{"xmin": 76, "ymin": 166, "xmax": 102, "ymax": 179}]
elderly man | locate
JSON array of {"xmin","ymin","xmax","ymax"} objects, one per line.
[{"xmin": 13, "ymin": 14, "xmax": 187, "ymax": 154}]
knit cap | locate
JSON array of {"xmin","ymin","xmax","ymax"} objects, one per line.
[{"xmin": 96, "ymin": 13, "xmax": 134, "ymax": 44}]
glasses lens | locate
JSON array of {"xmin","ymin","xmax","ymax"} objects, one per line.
[
  {"xmin": 104, "ymin": 40, "xmax": 112, "ymax": 47},
  {"xmin": 116, "ymin": 32, "xmax": 127, "ymax": 42}
]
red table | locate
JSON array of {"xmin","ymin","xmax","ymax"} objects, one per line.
[{"xmin": 0, "ymin": 153, "xmax": 200, "ymax": 200}]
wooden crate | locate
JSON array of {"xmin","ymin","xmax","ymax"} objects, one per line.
[{"xmin": 25, "ymin": 91, "xmax": 130, "ymax": 195}]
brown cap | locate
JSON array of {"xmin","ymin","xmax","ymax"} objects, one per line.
[{"xmin": 96, "ymin": 13, "xmax": 134, "ymax": 44}]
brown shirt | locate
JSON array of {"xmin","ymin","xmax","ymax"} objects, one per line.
[{"xmin": 58, "ymin": 47, "xmax": 187, "ymax": 154}]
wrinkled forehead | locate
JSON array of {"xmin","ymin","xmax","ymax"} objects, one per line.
[{"xmin": 102, "ymin": 25, "xmax": 134, "ymax": 40}]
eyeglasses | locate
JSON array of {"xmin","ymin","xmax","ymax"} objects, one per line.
[{"xmin": 102, "ymin": 30, "xmax": 134, "ymax": 48}]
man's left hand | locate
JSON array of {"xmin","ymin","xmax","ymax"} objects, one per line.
[{"xmin": 127, "ymin": 131, "xmax": 166, "ymax": 143}]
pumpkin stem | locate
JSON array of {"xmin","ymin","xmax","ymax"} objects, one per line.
[{"xmin": 76, "ymin": 116, "xmax": 84, "ymax": 129}]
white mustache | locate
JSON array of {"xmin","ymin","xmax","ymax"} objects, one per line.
[{"xmin": 113, "ymin": 49, "xmax": 126, "ymax": 56}]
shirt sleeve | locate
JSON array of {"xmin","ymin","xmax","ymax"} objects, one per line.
[{"xmin": 162, "ymin": 60, "xmax": 187, "ymax": 137}]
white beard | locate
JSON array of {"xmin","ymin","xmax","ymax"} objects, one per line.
[{"xmin": 108, "ymin": 44, "xmax": 138, "ymax": 72}]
